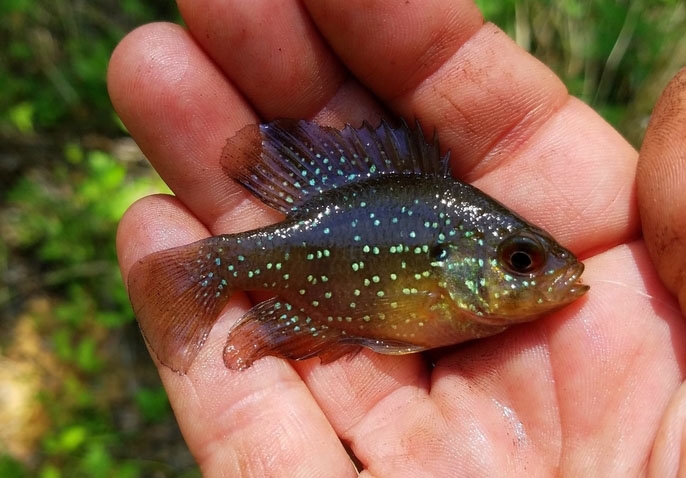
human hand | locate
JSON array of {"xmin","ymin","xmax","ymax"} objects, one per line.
[{"xmin": 108, "ymin": 1, "xmax": 686, "ymax": 476}]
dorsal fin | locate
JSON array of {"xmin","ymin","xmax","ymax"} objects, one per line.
[{"xmin": 221, "ymin": 119, "xmax": 450, "ymax": 214}]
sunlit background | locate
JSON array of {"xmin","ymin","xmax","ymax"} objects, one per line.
[{"xmin": 1, "ymin": 1, "xmax": 684, "ymax": 476}]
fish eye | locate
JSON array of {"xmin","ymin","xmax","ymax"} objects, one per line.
[{"xmin": 498, "ymin": 235, "xmax": 545, "ymax": 275}]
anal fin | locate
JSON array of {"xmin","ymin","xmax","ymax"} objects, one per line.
[{"xmin": 224, "ymin": 297, "xmax": 356, "ymax": 370}]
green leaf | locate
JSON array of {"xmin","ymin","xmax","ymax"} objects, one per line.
[
  {"xmin": 80, "ymin": 442, "xmax": 113, "ymax": 477},
  {"xmin": 64, "ymin": 143, "xmax": 84, "ymax": 165},
  {"xmin": 39, "ymin": 464, "xmax": 61, "ymax": 478},
  {"xmin": 115, "ymin": 462, "xmax": 141, "ymax": 478},
  {"xmin": 96, "ymin": 310, "xmax": 133, "ymax": 328},
  {"xmin": 9, "ymin": 102, "xmax": 34, "ymax": 133},
  {"xmin": 76, "ymin": 338, "xmax": 102, "ymax": 373},
  {"xmin": 57, "ymin": 426, "xmax": 87, "ymax": 452},
  {"xmin": 52, "ymin": 327, "xmax": 74, "ymax": 361},
  {"xmin": 0, "ymin": 455, "xmax": 28, "ymax": 478},
  {"xmin": 0, "ymin": 0, "xmax": 31, "ymax": 14},
  {"xmin": 135, "ymin": 386, "xmax": 171, "ymax": 423}
]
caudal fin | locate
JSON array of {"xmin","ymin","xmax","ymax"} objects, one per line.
[{"xmin": 127, "ymin": 239, "xmax": 233, "ymax": 373}]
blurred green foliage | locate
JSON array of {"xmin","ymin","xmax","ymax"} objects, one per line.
[
  {"xmin": 0, "ymin": 0, "xmax": 684, "ymax": 477},
  {"xmin": 0, "ymin": 0, "xmax": 178, "ymax": 136},
  {"xmin": 0, "ymin": 1, "xmax": 199, "ymax": 477},
  {"xmin": 475, "ymin": 0, "xmax": 686, "ymax": 145}
]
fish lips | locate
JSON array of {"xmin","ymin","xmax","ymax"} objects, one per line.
[
  {"xmin": 472, "ymin": 262, "xmax": 589, "ymax": 327},
  {"xmin": 552, "ymin": 262, "xmax": 589, "ymax": 302}
]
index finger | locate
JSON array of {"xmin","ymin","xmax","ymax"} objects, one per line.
[{"xmin": 637, "ymin": 68, "xmax": 686, "ymax": 314}]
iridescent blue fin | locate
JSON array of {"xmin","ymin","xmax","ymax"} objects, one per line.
[
  {"xmin": 223, "ymin": 297, "xmax": 359, "ymax": 370},
  {"xmin": 221, "ymin": 119, "xmax": 450, "ymax": 214}
]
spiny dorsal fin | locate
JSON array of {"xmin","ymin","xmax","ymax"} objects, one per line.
[{"xmin": 221, "ymin": 119, "xmax": 450, "ymax": 214}]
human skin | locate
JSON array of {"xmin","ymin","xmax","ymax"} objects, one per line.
[{"xmin": 108, "ymin": 1, "xmax": 686, "ymax": 476}]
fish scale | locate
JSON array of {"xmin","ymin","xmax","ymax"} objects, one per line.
[{"xmin": 127, "ymin": 119, "xmax": 588, "ymax": 373}]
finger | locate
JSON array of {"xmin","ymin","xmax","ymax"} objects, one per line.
[
  {"xmin": 304, "ymin": 0, "xmax": 639, "ymax": 253},
  {"xmin": 472, "ymin": 97, "xmax": 638, "ymax": 251},
  {"xmin": 302, "ymin": 0, "xmax": 484, "ymax": 101},
  {"xmin": 648, "ymin": 382, "xmax": 686, "ymax": 477},
  {"xmin": 637, "ymin": 68, "xmax": 686, "ymax": 315},
  {"xmin": 176, "ymin": 0, "xmax": 385, "ymax": 127},
  {"xmin": 108, "ymin": 20, "xmax": 382, "ymax": 232},
  {"xmin": 301, "ymin": 0, "xmax": 556, "ymax": 174},
  {"xmin": 117, "ymin": 195, "xmax": 357, "ymax": 477},
  {"xmin": 108, "ymin": 23, "xmax": 270, "ymax": 233},
  {"xmin": 177, "ymin": 0, "xmax": 345, "ymax": 119}
]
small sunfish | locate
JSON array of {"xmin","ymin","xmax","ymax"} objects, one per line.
[{"xmin": 127, "ymin": 119, "xmax": 588, "ymax": 373}]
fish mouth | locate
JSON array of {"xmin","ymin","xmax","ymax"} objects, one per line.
[
  {"xmin": 468, "ymin": 262, "xmax": 589, "ymax": 327},
  {"xmin": 553, "ymin": 262, "xmax": 589, "ymax": 301}
]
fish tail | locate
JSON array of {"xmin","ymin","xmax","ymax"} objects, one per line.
[{"xmin": 127, "ymin": 237, "xmax": 234, "ymax": 374}]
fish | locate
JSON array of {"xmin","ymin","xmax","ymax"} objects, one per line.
[{"xmin": 127, "ymin": 118, "xmax": 589, "ymax": 373}]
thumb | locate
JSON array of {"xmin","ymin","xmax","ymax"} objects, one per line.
[{"xmin": 637, "ymin": 68, "xmax": 686, "ymax": 316}]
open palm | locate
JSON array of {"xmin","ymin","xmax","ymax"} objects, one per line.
[{"xmin": 109, "ymin": 1, "xmax": 686, "ymax": 476}]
